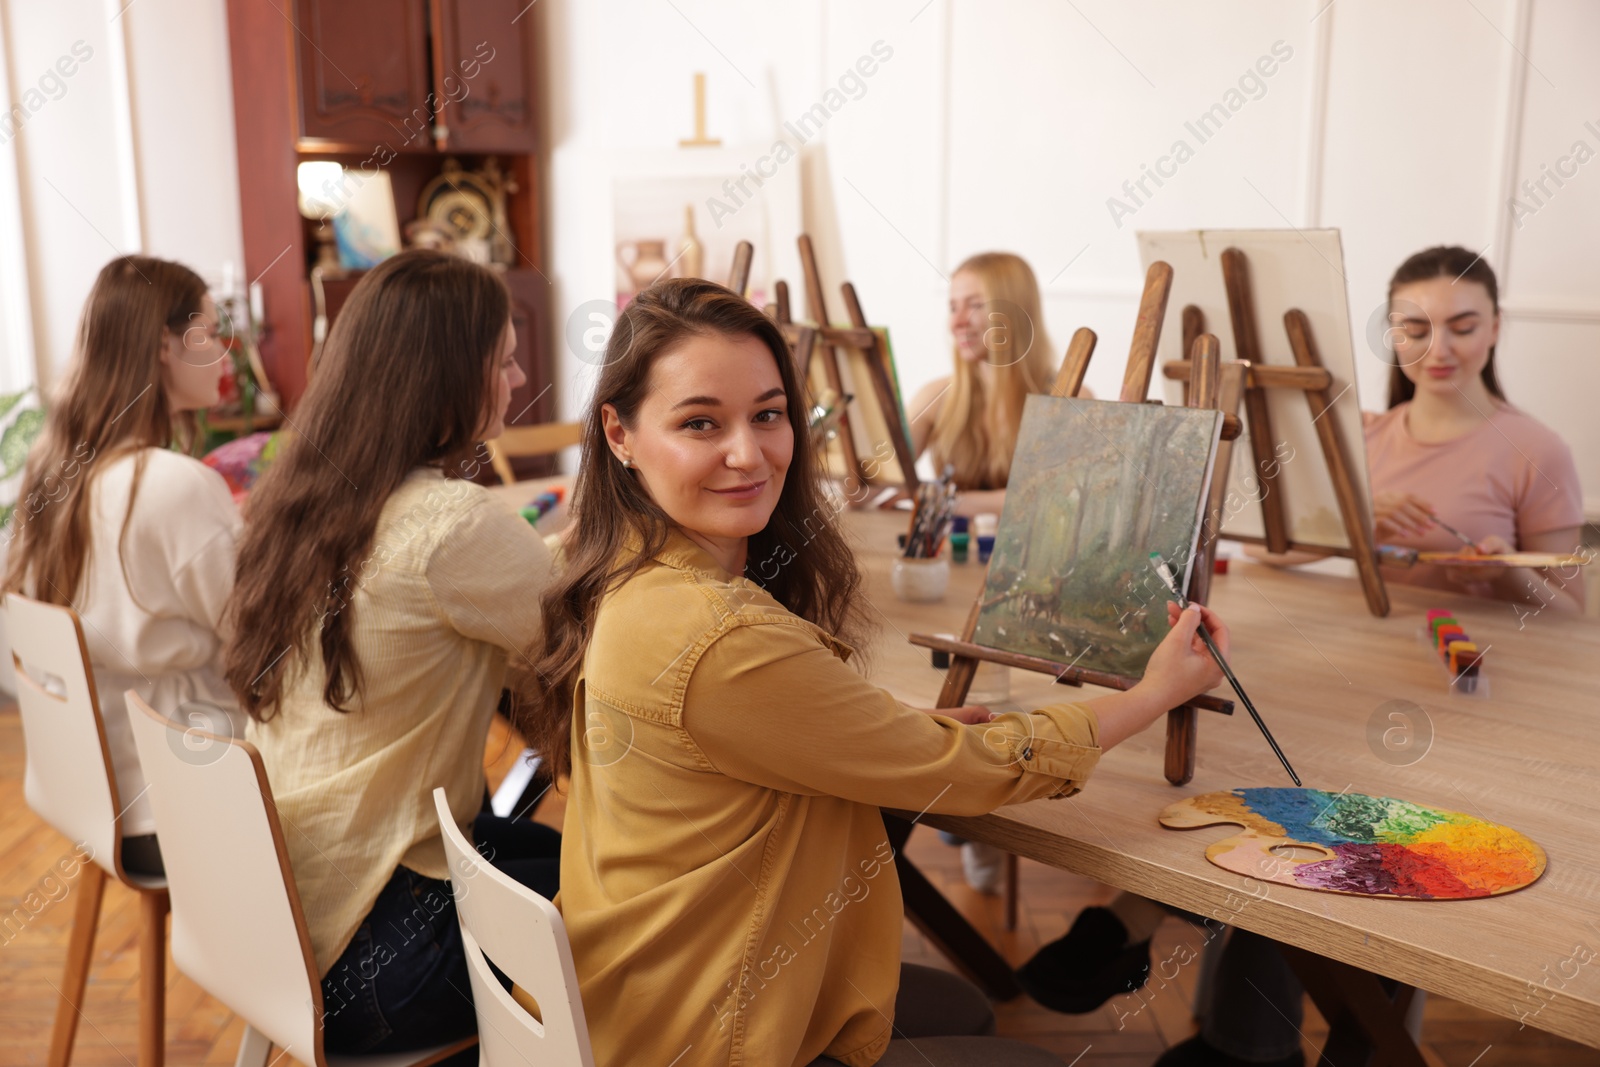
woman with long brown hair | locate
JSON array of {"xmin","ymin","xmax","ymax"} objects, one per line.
[
  {"xmin": 522, "ymin": 277, "xmax": 1230, "ymax": 1066},
  {"xmin": 225, "ymin": 249, "xmax": 559, "ymax": 1055},
  {"xmin": 3, "ymin": 254, "xmax": 240, "ymax": 877}
]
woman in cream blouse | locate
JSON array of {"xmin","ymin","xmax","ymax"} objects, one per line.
[
  {"xmin": 522, "ymin": 279, "xmax": 1231, "ymax": 1067},
  {"xmin": 225, "ymin": 250, "xmax": 558, "ymax": 1056}
]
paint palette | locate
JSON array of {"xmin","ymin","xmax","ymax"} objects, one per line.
[
  {"xmin": 1160, "ymin": 788, "xmax": 1546, "ymax": 900},
  {"xmin": 1415, "ymin": 551, "xmax": 1590, "ymax": 568}
]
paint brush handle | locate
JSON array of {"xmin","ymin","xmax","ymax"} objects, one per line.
[
  {"xmin": 1191, "ymin": 621, "xmax": 1302, "ymax": 787},
  {"xmin": 1150, "ymin": 551, "xmax": 1300, "ymax": 786},
  {"xmin": 1430, "ymin": 515, "xmax": 1479, "ymax": 549}
]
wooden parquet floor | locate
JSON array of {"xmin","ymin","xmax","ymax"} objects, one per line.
[{"xmin": 1, "ymin": 707, "xmax": 1594, "ymax": 1066}]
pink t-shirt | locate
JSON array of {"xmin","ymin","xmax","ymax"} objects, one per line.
[{"xmin": 1364, "ymin": 402, "xmax": 1583, "ymax": 591}]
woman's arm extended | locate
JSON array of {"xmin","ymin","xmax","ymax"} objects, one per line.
[{"xmin": 681, "ymin": 602, "xmax": 1227, "ymax": 815}]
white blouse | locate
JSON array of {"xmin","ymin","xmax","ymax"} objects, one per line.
[{"xmin": 71, "ymin": 447, "xmax": 243, "ymax": 836}]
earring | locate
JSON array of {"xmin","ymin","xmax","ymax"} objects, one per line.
[{"xmin": 621, "ymin": 456, "xmax": 633, "ymax": 469}]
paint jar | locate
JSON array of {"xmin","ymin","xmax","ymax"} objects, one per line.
[
  {"xmin": 973, "ymin": 513, "xmax": 999, "ymax": 563},
  {"xmin": 949, "ymin": 517, "xmax": 970, "ymax": 563},
  {"xmin": 891, "ymin": 556, "xmax": 949, "ymax": 603}
]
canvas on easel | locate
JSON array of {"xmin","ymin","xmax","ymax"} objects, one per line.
[
  {"xmin": 911, "ymin": 263, "xmax": 1240, "ymax": 793},
  {"xmin": 971, "ymin": 395, "xmax": 1224, "ymax": 677},
  {"xmin": 1137, "ymin": 229, "xmax": 1390, "ymax": 616}
]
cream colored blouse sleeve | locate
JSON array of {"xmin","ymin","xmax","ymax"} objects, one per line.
[{"xmin": 424, "ymin": 494, "xmax": 552, "ymax": 653}]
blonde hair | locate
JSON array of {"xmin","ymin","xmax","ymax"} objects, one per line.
[{"xmin": 928, "ymin": 252, "xmax": 1056, "ymax": 489}]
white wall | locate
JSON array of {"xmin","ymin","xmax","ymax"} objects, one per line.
[
  {"xmin": 5, "ymin": 1, "xmax": 1594, "ymax": 512},
  {"xmin": 542, "ymin": 0, "xmax": 1600, "ymax": 514},
  {"xmin": 0, "ymin": 0, "xmax": 243, "ymax": 396}
]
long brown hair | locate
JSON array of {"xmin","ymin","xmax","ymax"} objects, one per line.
[
  {"xmin": 225, "ymin": 250, "xmax": 510, "ymax": 720},
  {"xmin": 1386, "ymin": 245, "xmax": 1506, "ymax": 409},
  {"xmin": 928, "ymin": 252, "xmax": 1056, "ymax": 490},
  {"xmin": 521, "ymin": 278, "xmax": 866, "ymax": 776},
  {"xmin": 2, "ymin": 255, "xmax": 205, "ymax": 606}
]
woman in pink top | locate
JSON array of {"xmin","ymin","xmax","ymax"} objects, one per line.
[
  {"xmin": 1368, "ymin": 245, "xmax": 1584, "ymax": 611},
  {"xmin": 1024, "ymin": 248, "xmax": 1589, "ymax": 1066}
]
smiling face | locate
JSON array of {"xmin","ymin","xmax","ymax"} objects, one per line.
[
  {"xmin": 947, "ymin": 270, "xmax": 989, "ymax": 363},
  {"xmin": 160, "ymin": 294, "xmax": 228, "ymax": 412},
  {"xmin": 601, "ymin": 331, "xmax": 793, "ymax": 571},
  {"xmin": 1389, "ymin": 276, "xmax": 1500, "ymax": 401},
  {"xmin": 478, "ymin": 319, "xmax": 523, "ymax": 440}
]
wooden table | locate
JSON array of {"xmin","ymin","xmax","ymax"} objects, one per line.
[
  {"xmin": 841, "ymin": 507, "xmax": 1600, "ymax": 1053},
  {"xmin": 486, "ymin": 479, "xmax": 1600, "ymax": 1051}
]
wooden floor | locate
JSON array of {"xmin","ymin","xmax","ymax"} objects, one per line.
[{"xmin": 3, "ymin": 707, "xmax": 1595, "ymax": 1066}]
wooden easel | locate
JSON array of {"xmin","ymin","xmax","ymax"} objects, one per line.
[
  {"xmin": 909, "ymin": 262, "xmax": 1241, "ymax": 788},
  {"xmin": 769, "ymin": 235, "xmax": 920, "ymax": 499},
  {"xmin": 1161, "ymin": 247, "xmax": 1390, "ymax": 617},
  {"xmin": 726, "ymin": 239, "xmax": 753, "ymax": 297},
  {"xmin": 890, "ymin": 262, "xmax": 1244, "ymax": 988}
]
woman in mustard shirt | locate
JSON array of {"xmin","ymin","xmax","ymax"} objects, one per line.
[{"xmin": 523, "ymin": 278, "xmax": 1231, "ymax": 1066}]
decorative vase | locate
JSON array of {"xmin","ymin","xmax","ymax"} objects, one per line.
[
  {"xmin": 677, "ymin": 204, "xmax": 703, "ymax": 281},
  {"xmin": 616, "ymin": 239, "xmax": 671, "ymax": 294}
]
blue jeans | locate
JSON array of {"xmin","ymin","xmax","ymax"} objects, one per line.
[{"xmin": 319, "ymin": 814, "xmax": 561, "ymax": 1056}]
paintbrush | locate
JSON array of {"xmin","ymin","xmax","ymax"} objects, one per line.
[
  {"xmin": 1429, "ymin": 514, "xmax": 1480, "ymax": 550},
  {"xmin": 1148, "ymin": 552, "xmax": 1301, "ymax": 787}
]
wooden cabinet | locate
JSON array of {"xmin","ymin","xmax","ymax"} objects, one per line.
[
  {"xmin": 229, "ymin": 0, "xmax": 548, "ymax": 411},
  {"xmin": 293, "ymin": 0, "xmax": 538, "ymax": 155},
  {"xmin": 294, "ymin": 0, "xmax": 434, "ymax": 151},
  {"xmin": 432, "ymin": 0, "xmax": 539, "ymax": 153}
]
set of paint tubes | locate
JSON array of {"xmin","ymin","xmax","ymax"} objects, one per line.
[{"xmin": 1423, "ymin": 608, "xmax": 1487, "ymax": 696}]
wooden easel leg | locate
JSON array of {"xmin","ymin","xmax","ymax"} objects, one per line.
[
  {"xmin": 1284, "ymin": 310, "xmax": 1391, "ymax": 618},
  {"xmin": 1164, "ymin": 707, "xmax": 1198, "ymax": 786},
  {"xmin": 49, "ymin": 863, "xmax": 106, "ymax": 1067},
  {"xmin": 1280, "ymin": 944, "xmax": 1436, "ymax": 1067},
  {"xmin": 884, "ymin": 815, "xmax": 1022, "ymax": 1001},
  {"xmin": 138, "ymin": 889, "xmax": 169, "ymax": 1067},
  {"xmin": 840, "ymin": 282, "xmax": 920, "ymax": 491},
  {"xmin": 1222, "ymin": 249, "xmax": 1291, "ymax": 553}
]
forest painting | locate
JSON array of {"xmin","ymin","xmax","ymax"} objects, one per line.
[{"xmin": 972, "ymin": 396, "xmax": 1224, "ymax": 678}]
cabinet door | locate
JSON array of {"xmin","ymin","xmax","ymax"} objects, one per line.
[
  {"xmin": 295, "ymin": 0, "xmax": 435, "ymax": 151},
  {"xmin": 432, "ymin": 0, "xmax": 539, "ymax": 153}
]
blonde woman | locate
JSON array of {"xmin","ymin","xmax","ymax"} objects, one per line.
[
  {"xmin": 908, "ymin": 252, "xmax": 1077, "ymax": 517},
  {"xmin": 907, "ymin": 252, "xmax": 1074, "ymax": 890}
]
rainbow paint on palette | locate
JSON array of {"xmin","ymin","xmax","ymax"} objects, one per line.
[{"xmin": 1160, "ymin": 788, "xmax": 1545, "ymax": 900}]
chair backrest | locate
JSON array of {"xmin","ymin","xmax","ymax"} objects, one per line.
[
  {"xmin": 125, "ymin": 690, "xmax": 329, "ymax": 1067},
  {"xmin": 6, "ymin": 593, "xmax": 123, "ymax": 880},
  {"xmin": 432, "ymin": 788, "xmax": 594, "ymax": 1067},
  {"xmin": 486, "ymin": 423, "xmax": 583, "ymax": 486}
]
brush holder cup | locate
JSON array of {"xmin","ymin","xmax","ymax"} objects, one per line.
[{"xmin": 891, "ymin": 556, "xmax": 950, "ymax": 604}]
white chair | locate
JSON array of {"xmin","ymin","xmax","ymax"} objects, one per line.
[
  {"xmin": 125, "ymin": 690, "xmax": 474, "ymax": 1067},
  {"xmin": 6, "ymin": 593, "xmax": 169, "ymax": 1067},
  {"xmin": 432, "ymin": 787, "xmax": 594, "ymax": 1067}
]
